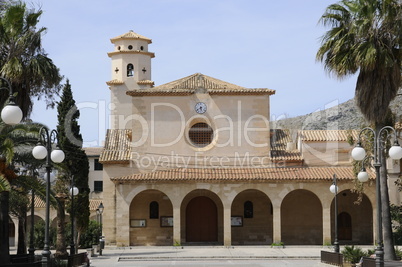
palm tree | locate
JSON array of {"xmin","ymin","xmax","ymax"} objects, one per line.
[
  {"xmin": 0, "ymin": 1, "xmax": 62, "ymax": 118},
  {"xmin": 317, "ymin": 0, "xmax": 402, "ymax": 260},
  {"xmin": 0, "ymin": 121, "xmax": 44, "ymax": 260}
]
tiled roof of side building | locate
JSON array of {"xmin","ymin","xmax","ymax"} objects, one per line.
[
  {"xmin": 99, "ymin": 129, "xmax": 132, "ymax": 163},
  {"xmin": 270, "ymin": 129, "xmax": 302, "ymax": 162},
  {"xmin": 89, "ymin": 199, "xmax": 103, "ymax": 211},
  {"xmin": 34, "ymin": 197, "xmax": 103, "ymax": 211},
  {"xmin": 299, "ymin": 130, "xmax": 359, "ymax": 142},
  {"xmin": 111, "ymin": 167, "xmax": 371, "ymax": 183},
  {"xmin": 83, "ymin": 147, "xmax": 103, "ymax": 157},
  {"xmin": 126, "ymin": 73, "xmax": 275, "ymax": 96}
]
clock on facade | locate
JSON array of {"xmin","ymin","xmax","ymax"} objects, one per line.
[{"xmin": 195, "ymin": 102, "xmax": 207, "ymax": 114}]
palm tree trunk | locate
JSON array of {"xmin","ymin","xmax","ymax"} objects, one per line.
[
  {"xmin": 0, "ymin": 191, "xmax": 10, "ymax": 264},
  {"xmin": 376, "ymin": 123, "xmax": 396, "ymax": 261},
  {"xmin": 380, "ymin": 152, "xmax": 396, "ymax": 260},
  {"xmin": 16, "ymin": 215, "xmax": 26, "ymax": 254},
  {"xmin": 54, "ymin": 197, "xmax": 68, "ymax": 259}
]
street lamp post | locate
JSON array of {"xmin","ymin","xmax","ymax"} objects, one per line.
[
  {"xmin": 69, "ymin": 176, "xmax": 79, "ymax": 255},
  {"xmin": 26, "ymin": 168, "xmax": 37, "ymax": 262},
  {"xmin": 351, "ymin": 126, "xmax": 402, "ymax": 267},
  {"xmin": 0, "ymin": 76, "xmax": 23, "ymax": 125},
  {"xmin": 97, "ymin": 202, "xmax": 104, "ymax": 256},
  {"xmin": 32, "ymin": 127, "xmax": 65, "ymax": 267},
  {"xmin": 0, "ymin": 76, "xmax": 22, "ymax": 265},
  {"xmin": 329, "ymin": 174, "xmax": 340, "ymax": 253}
]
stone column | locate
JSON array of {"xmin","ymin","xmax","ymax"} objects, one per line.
[
  {"xmin": 322, "ymin": 204, "xmax": 331, "ymax": 245},
  {"xmin": 223, "ymin": 206, "xmax": 231, "ymax": 246},
  {"xmin": 173, "ymin": 207, "xmax": 181, "ymax": 245},
  {"xmin": 272, "ymin": 203, "xmax": 281, "ymax": 243},
  {"xmin": 115, "ymin": 184, "xmax": 130, "ymax": 246}
]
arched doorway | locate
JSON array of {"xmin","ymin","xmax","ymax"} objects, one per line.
[
  {"xmin": 331, "ymin": 191, "xmax": 372, "ymax": 244},
  {"xmin": 281, "ymin": 189, "xmax": 322, "ymax": 245},
  {"xmin": 231, "ymin": 189, "xmax": 273, "ymax": 245},
  {"xmin": 186, "ymin": 196, "xmax": 217, "ymax": 242},
  {"xmin": 129, "ymin": 189, "xmax": 173, "ymax": 246},
  {"xmin": 9, "ymin": 218, "xmax": 15, "ymax": 246}
]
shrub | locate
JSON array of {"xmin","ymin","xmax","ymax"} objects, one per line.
[
  {"xmin": 341, "ymin": 245, "xmax": 368, "ymax": 264},
  {"xmin": 79, "ymin": 220, "xmax": 101, "ymax": 248}
]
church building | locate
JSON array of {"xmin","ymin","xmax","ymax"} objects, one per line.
[{"xmin": 99, "ymin": 30, "xmax": 398, "ymax": 247}]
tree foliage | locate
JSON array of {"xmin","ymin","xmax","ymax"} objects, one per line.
[
  {"xmin": 317, "ymin": 0, "xmax": 402, "ymax": 124},
  {"xmin": 0, "ymin": 0, "xmax": 62, "ymax": 118},
  {"xmin": 317, "ymin": 0, "xmax": 402, "ymax": 261},
  {"xmin": 56, "ymin": 80, "xmax": 90, "ymax": 249}
]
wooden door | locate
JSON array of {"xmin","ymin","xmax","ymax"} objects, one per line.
[
  {"xmin": 186, "ymin": 196, "xmax": 217, "ymax": 242},
  {"xmin": 338, "ymin": 212, "xmax": 352, "ymax": 240}
]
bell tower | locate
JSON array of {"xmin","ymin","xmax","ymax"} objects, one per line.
[{"xmin": 107, "ymin": 30, "xmax": 155, "ymax": 129}]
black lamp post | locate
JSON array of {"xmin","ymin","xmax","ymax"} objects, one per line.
[
  {"xmin": 97, "ymin": 202, "xmax": 104, "ymax": 256},
  {"xmin": 351, "ymin": 126, "xmax": 402, "ymax": 267},
  {"xmin": 28, "ymin": 186, "xmax": 35, "ymax": 261},
  {"xmin": 23, "ymin": 167, "xmax": 37, "ymax": 262},
  {"xmin": 0, "ymin": 76, "xmax": 22, "ymax": 265},
  {"xmin": 32, "ymin": 127, "xmax": 65, "ymax": 267},
  {"xmin": 69, "ymin": 175, "xmax": 79, "ymax": 255},
  {"xmin": 329, "ymin": 174, "xmax": 340, "ymax": 253}
]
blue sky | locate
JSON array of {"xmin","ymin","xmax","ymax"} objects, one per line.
[{"xmin": 30, "ymin": 0, "xmax": 357, "ymax": 147}]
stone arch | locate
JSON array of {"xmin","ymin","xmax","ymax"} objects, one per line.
[
  {"xmin": 231, "ymin": 189, "xmax": 273, "ymax": 245},
  {"xmin": 181, "ymin": 189, "xmax": 223, "ymax": 245},
  {"xmin": 9, "ymin": 217, "xmax": 15, "ymax": 247},
  {"xmin": 331, "ymin": 190, "xmax": 372, "ymax": 244},
  {"xmin": 129, "ymin": 189, "xmax": 173, "ymax": 245},
  {"xmin": 281, "ymin": 189, "xmax": 323, "ymax": 245}
]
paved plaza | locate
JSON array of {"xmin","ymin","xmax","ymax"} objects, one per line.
[
  {"xmin": 85, "ymin": 246, "xmax": 326, "ymax": 267},
  {"xmin": 10, "ymin": 245, "xmax": 402, "ymax": 266}
]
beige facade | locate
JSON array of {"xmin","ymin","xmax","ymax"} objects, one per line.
[{"xmin": 96, "ymin": 30, "xmax": 401, "ymax": 248}]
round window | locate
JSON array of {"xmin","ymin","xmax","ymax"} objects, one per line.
[
  {"xmin": 128, "ymin": 45, "xmax": 133, "ymax": 50},
  {"xmin": 188, "ymin": 123, "xmax": 213, "ymax": 147}
]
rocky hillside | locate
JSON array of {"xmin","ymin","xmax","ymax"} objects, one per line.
[{"xmin": 274, "ymin": 93, "xmax": 402, "ymax": 131}]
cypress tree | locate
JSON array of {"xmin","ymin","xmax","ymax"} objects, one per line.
[{"xmin": 56, "ymin": 80, "xmax": 90, "ymax": 251}]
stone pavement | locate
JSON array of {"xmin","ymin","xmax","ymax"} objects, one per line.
[{"xmin": 86, "ymin": 246, "xmax": 326, "ymax": 265}]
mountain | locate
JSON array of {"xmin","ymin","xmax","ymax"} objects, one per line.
[{"xmin": 273, "ymin": 93, "xmax": 402, "ymax": 131}]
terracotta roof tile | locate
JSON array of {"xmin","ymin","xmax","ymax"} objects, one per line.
[
  {"xmin": 137, "ymin": 80, "xmax": 154, "ymax": 85},
  {"xmin": 299, "ymin": 130, "xmax": 358, "ymax": 142},
  {"xmin": 270, "ymin": 150, "xmax": 302, "ymax": 161},
  {"xmin": 270, "ymin": 129, "xmax": 302, "ymax": 161},
  {"xmin": 126, "ymin": 73, "xmax": 275, "ymax": 96},
  {"xmin": 83, "ymin": 147, "xmax": 103, "ymax": 157},
  {"xmin": 111, "ymin": 167, "xmax": 368, "ymax": 183},
  {"xmin": 33, "ymin": 195, "xmax": 45, "ymax": 208},
  {"xmin": 106, "ymin": 79, "xmax": 124, "ymax": 86},
  {"xmin": 110, "ymin": 30, "xmax": 152, "ymax": 43},
  {"xmin": 89, "ymin": 199, "xmax": 103, "ymax": 211},
  {"xmin": 99, "ymin": 129, "xmax": 132, "ymax": 163},
  {"xmin": 34, "ymin": 197, "xmax": 102, "ymax": 211}
]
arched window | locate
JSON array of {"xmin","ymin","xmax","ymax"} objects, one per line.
[
  {"xmin": 150, "ymin": 201, "xmax": 159, "ymax": 219},
  {"xmin": 244, "ymin": 201, "xmax": 253, "ymax": 218},
  {"xmin": 127, "ymin": 64, "xmax": 134, "ymax": 77}
]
